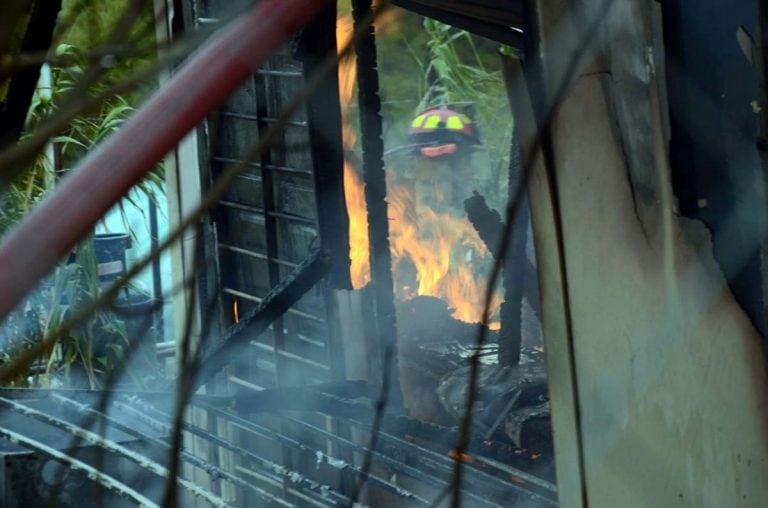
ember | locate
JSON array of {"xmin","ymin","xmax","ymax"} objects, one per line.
[{"xmin": 448, "ymin": 449, "xmax": 475, "ymax": 464}]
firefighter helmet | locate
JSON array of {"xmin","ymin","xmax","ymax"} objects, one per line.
[{"xmin": 407, "ymin": 106, "xmax": 479, "ymax": 158}]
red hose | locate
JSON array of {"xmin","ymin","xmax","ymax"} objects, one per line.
[{"xmin": 0, "ymin": 0, "xmax": 328, "ymax": 321}]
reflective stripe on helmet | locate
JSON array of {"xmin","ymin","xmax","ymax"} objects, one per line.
[
  {"xmin": 424, "ymin": 115, "xmax": 442, "ymax": 129},
  {"xmin": 446, "ymin": 116, "xmax": 463, "ymax": 130},
  {"xmin": 411, "ymin": 114, "xmax": 427, "ymax": 128}
]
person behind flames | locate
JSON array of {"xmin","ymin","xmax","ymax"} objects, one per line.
[{"xmin": 401, "ymin": 104, "xmax": 492, "ymax": 213}]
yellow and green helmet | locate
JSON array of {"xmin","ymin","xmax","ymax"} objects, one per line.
[
  {"xmin": 408, "ymin": 106, "xmax": 477, "ymax": 139},
  {"xmin": 407, "ymin": 106, "xmax": 479, "ymax": 158}
]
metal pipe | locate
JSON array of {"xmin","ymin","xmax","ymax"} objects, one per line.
[
  {"xmin": 0, "ymin": 0, "xmax": 329, "ymax": 323},
  {"xmin": 0, "ymin": 425, "xmax": 156, "ymax": 506},
  {"xmin": 0, "ymin": 396, "xmax": 233, "ymax": 508}
]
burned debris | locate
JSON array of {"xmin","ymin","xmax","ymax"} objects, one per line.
[{"xmin": 0, "ymin": 0, "xmax": 565, "ymax": 506}]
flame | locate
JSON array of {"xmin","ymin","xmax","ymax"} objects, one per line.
[
  {"xmin": 337, "ymin": 12, "xmax": 500, "ymax": 324},
  {"xmin": 387, "ymin": 185, "xmax": 501, "ymax": 324},
  {"xmin": 344, "ymin": 161, "xmax": 371, "ymax": 286},
  {"xmin": 338, "ymin": 14, "xmax": 371, "ymax": 288},
  {"xmin": 233, "ymin": 298, "xmax": 240, "ymax": 324}
]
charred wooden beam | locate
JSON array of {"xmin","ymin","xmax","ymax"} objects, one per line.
[
  {"xmin": 192, "ymin": 247, "xmax": 330, "ymax": 389},
  {"xmin": 352, "ymin": 0, "xmax": 401, "ymax": 403},
  {"xmin": 463, "ymin": 184, "xmax": 530, "ymax": 365},
  {"xmin": 296, "ymin": 3, "xmax": 353, "ymax": 290},
  {"xmin": 195, "ymin": 400, "xmax": 430, "ymax": 504},
  {"xmin": 393, "ymin": 0, "xmax": 524, "ymax": 48}
]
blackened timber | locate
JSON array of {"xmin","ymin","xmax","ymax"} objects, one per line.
[
  {"xmin": 352, "ymin": 0, "xmax": 401, "ymax": 404},
  {"xmin": 253, "ymin": 56, "xmax": 288, "ymax": 385},
  {"xmin": 192, "ymin": 248, "xmax": 330, "ymax": 390},
  {"xmin": 393, "ymin": 0, "xmax": 524, "ymax": 48},
  {"xmin": 502, "ymin": 127, "xmax": 529, "ymax": 366},
  {"xmin": 464, "ymin": 192, "xmax": 505, "ymax": 253},
  {"xmin": 196, "ymin": 401, "xmax": 430, "ymax": 504},
  {"xmin": 296, "ymin": 3, "xmax": 353, "ymax": 290},
  {"xmin": 463, "ymin": 189, "xmax": 527, "ymax": 366}
]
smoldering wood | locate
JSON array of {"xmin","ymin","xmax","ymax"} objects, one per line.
[
  {"xmin": 437, "ymin": 360, "xmax": 551, "ymax": 451},
  {"xmin": 396, "ymin": 296, "xmax": 552, "ymax": 457}
]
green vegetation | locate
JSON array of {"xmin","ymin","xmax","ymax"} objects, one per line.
[
  {"xmin": 0, "ymin": 0, "xmax": 161, "ymax": 387},
  {"xmin": 376, "ymin": 9, "xmax": 513, "ymax": 185}
]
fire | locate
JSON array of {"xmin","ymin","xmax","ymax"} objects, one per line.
[
  {"xmin": 344, "ymin": 161, "xmax": 372, "ymax": 285},
  {"xmin": 387, "ymin": 184, "xmax": 501, "ymax": 324},
  {"xmin": 233, "ymin": 298, "xmax": 240, "ymax": 324},
  {"xmin": 337, "ymin": 12, "xmax": 501, "ymax": 324},
  {"xmin": 338, "ymin": 13, "xmax": 371, "ymax": 287}
]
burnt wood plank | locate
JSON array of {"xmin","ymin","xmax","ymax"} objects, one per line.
[{"xmin": 393, "ymin": 0, "xmax": 524, "ymax": 47}]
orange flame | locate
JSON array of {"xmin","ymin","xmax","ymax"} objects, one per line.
[
  {"xmin": 387, "ymin": 185, "xmax": 501, "ymax": 324},
  {"xmin": 337, "ymin": 12, "xmax": 500, "ymax": 325},
  {"xmin": 338, "ymin": 14, "xmax": 372, "ymax": 288}
]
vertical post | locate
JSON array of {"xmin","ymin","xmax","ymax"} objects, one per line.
[
  {"xmin": 298, "ymin": 3, "xmax": 353, "ymax": 291},
  {"xmin": 254, "ymin": 59, "xmax": 287, "ymax": 387},
  {"xmin": 148, "ymin": 194, "xmax": 163, "ymax": 335},
  {"xmin": 498, "ymin": 131, "xmax": 528, "ymax": 366},
  {"xmin": 754, "ymin": 0, "xmax": 768, "ymax": 336},
  {"xmin": 515, "ymin": 0, "xmax": 587, "ymax": 504},
  {"xmin": 351, "ymin": 0, "xmax": 401, "ymax": 404}
]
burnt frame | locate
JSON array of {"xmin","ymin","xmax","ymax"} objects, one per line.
[
  {"xmin": 188, "ymin": 0, "xmax": 529, "ymax": 404},
  {"xmin": 186, "ymin": 1, "xmax": 351, "ymax": 390}
]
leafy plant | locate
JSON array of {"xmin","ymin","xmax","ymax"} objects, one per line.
[
  {"xmin": 417, "ymin": 19, "xmax": 513, "ymax": 183},
  {"xmin": 0, "ymin": 42, "xmax": 163, "ymax": 388}
]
